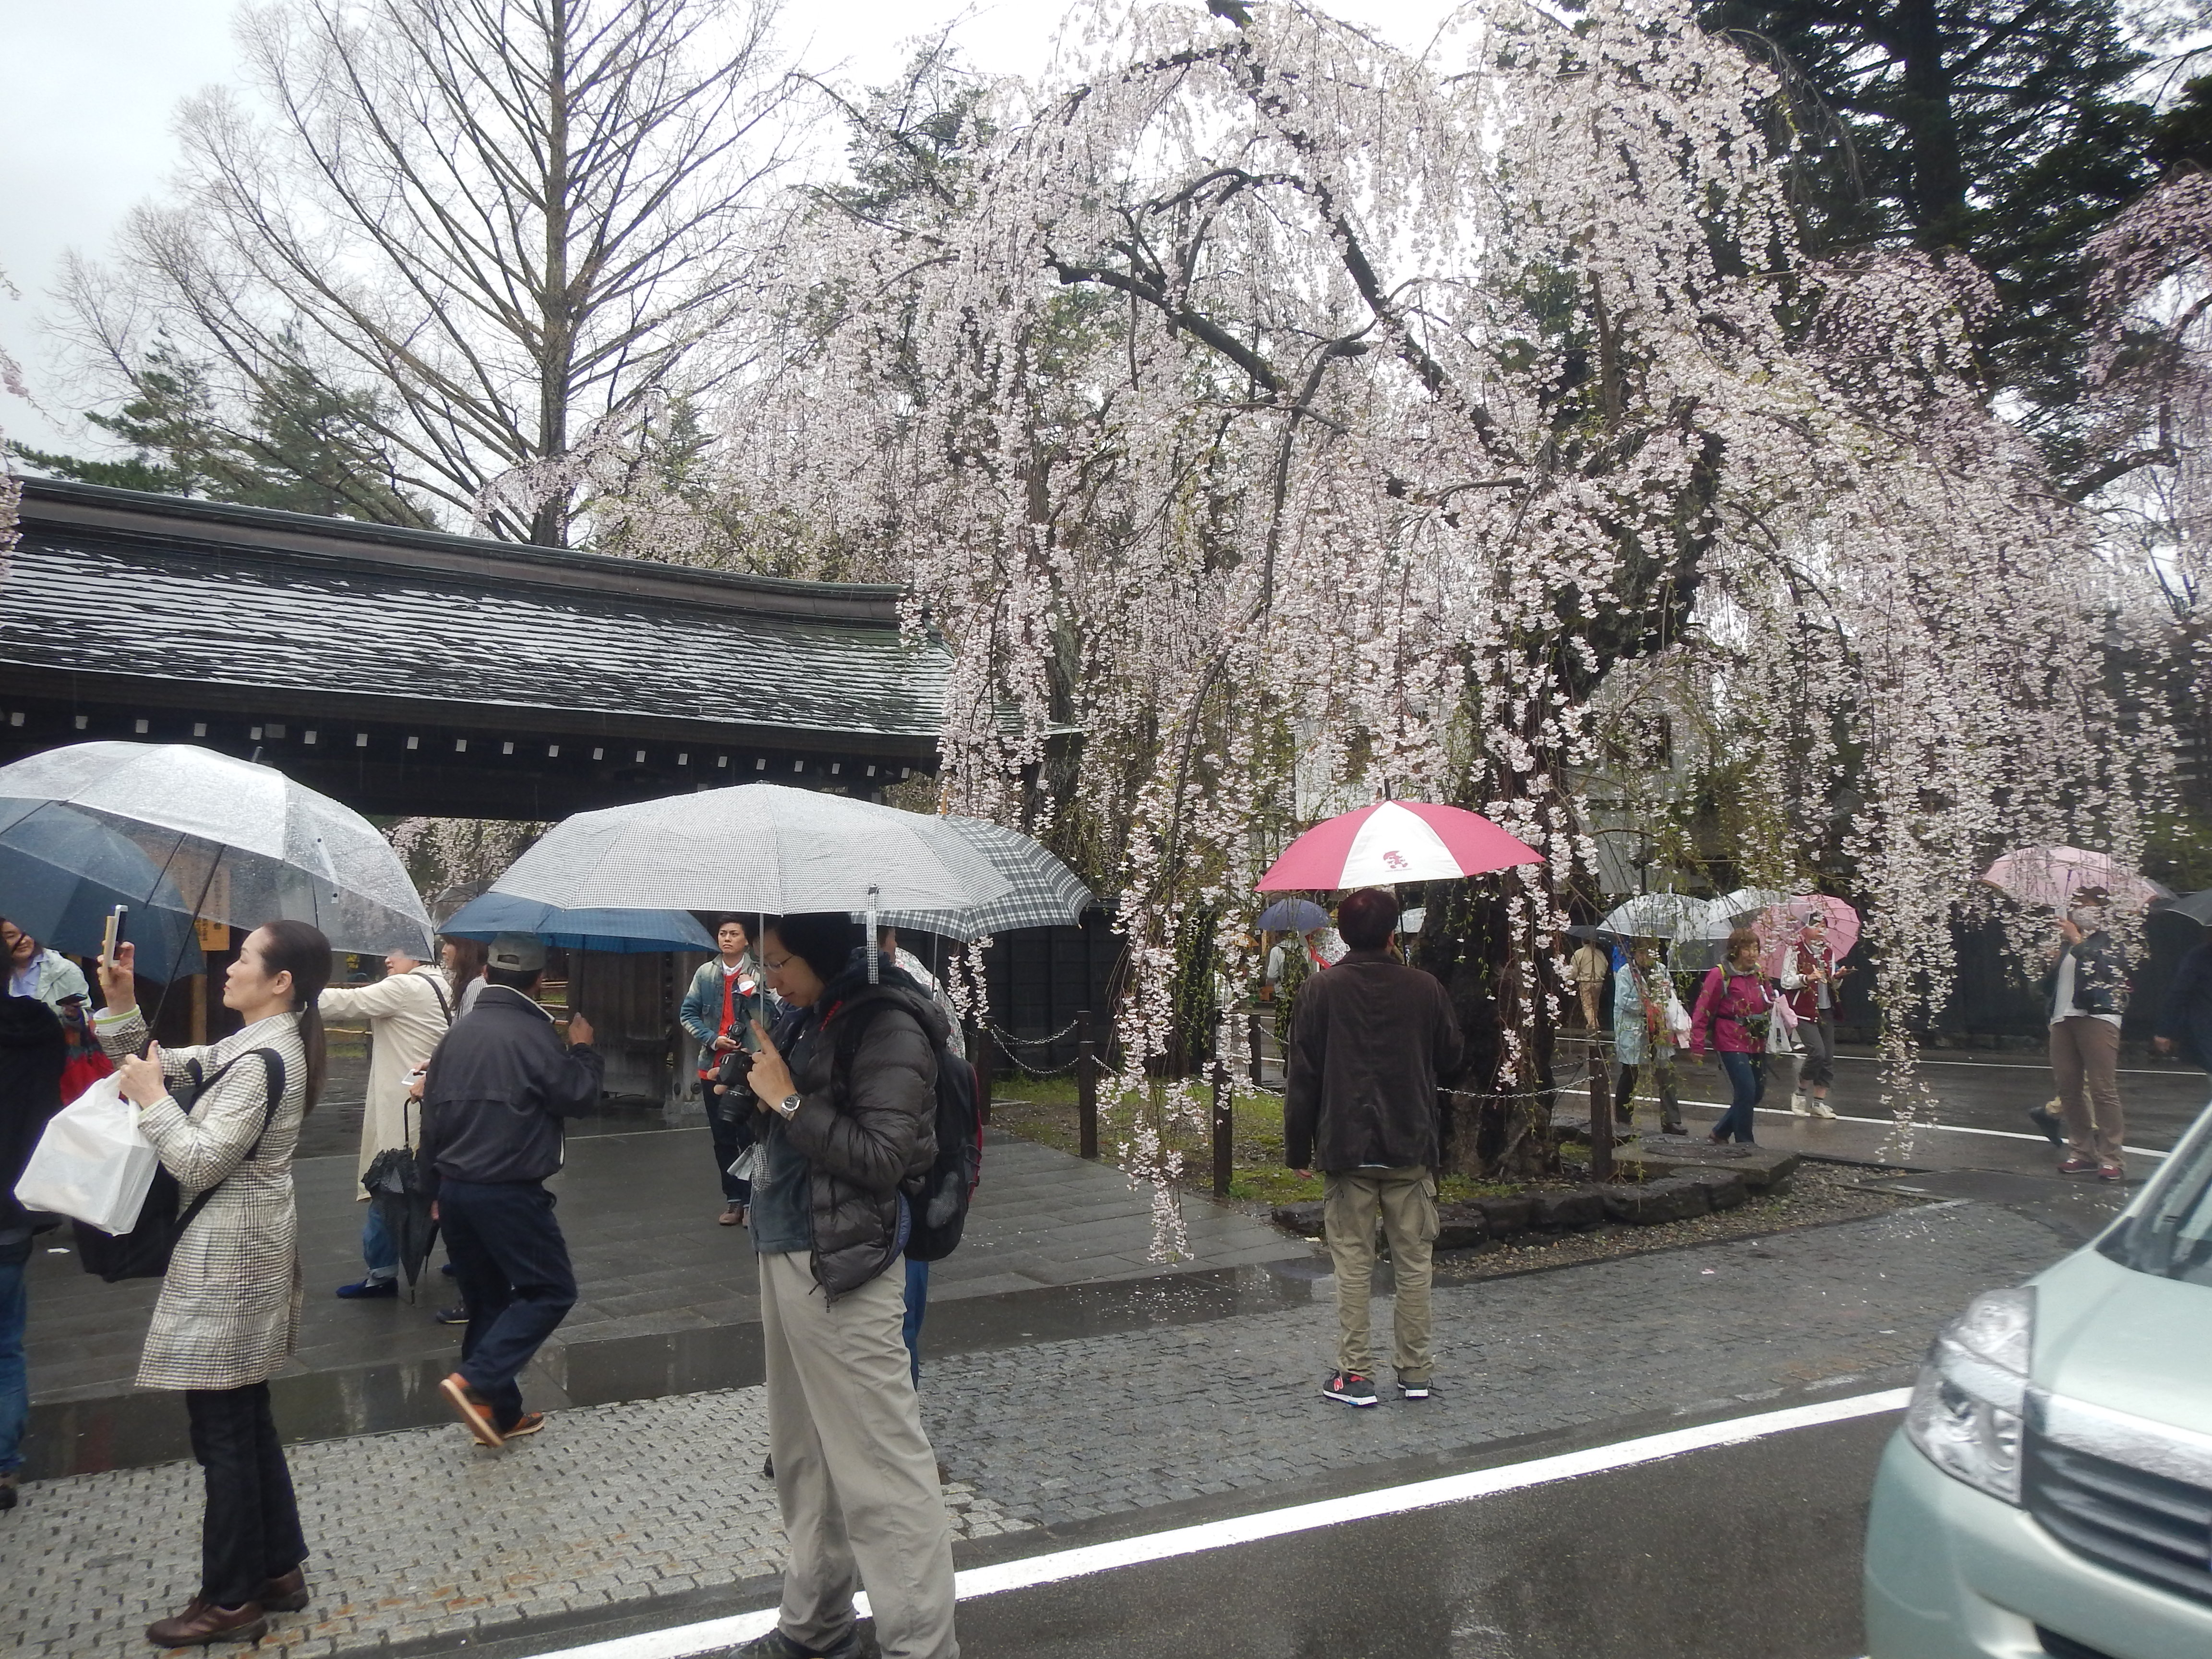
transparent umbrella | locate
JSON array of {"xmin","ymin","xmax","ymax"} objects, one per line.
[
  {"xmin": 492, "ymin": 783, "xmax": 1015, "ymax": 917},
  {"xmin": 0, "ymin": 743, "xmax": 432, "ymax": 955},
  {"xmin": 0, "ymin": 798, "xmax": 204, "ymax": 980}
]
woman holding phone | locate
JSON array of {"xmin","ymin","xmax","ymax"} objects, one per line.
[{"xmin": 94, "ymin": 921, "xmax": 330, "ymax": 1647}]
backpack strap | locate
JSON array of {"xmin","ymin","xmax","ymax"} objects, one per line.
[
  {"xmin": 423, "ymin": 969, "xmax": 452, "ymax": 1026},
  {"xmin": 170, "ymin": 1047, "xmax": 287, "ymax": 1240}
]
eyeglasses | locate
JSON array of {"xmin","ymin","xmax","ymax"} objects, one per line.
[{"xmin": 762, "ymin": 953, "xmax": 794, "ymax": 972}]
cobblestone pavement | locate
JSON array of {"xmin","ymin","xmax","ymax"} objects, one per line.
[
  {"xmin": 0, "ymin": 1200, "xmax": 2061, "ymax": 1659},
  {"xmin": 3, "ymin": 1389, "xmax": 1030, "ymax": 1659},
  {"xmin": 929, "ymin": 1199, "xmax": 2059, "ymax": 1529}
]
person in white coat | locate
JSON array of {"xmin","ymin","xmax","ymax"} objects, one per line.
[{"xmin": 321, "ymin": 948, "xmax": 451, "ymax": 1297}]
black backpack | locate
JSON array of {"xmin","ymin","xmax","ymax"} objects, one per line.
[
  {"xmin": 75, "ymin": 1048, "xmax": 285, "ymax": 1283},
  {"xmin": 827, "ymin": 992, "xmax": 983, "ymax": 1263}
]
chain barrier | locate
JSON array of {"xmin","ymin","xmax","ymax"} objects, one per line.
[{"xmin": 982, "ymin": 1015, "xmax": 1086, "ymax": 1051}]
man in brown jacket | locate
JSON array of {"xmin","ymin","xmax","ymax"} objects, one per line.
[{"xmin": 1286, "ymin": 887, "xmax": 1464, "ymax": 1407}]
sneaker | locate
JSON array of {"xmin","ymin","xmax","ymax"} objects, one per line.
[
  {"xmin": 1810, "ymin": 1100, "xmax": 1837, "ymax": 1119},
  {"xmin": 434, "ymin": 1305, "xmax": 469, "ymax": 1326},
  {"xmin": 1397, "ymin": 1375, "xmax": 1432, "ymax": 1401},
  {"xmin": 1322, "ymin": 1370, "xmax": 1379, "ymax": 1407},
  {"xmin": 2056, "ymin": 1155, "xmax": 2100, "ymax": 1177},
  {"xmin": 335, "ymin": 1277, "xmax": 398, "ymax": 1299},
  {"xmin": 2098, "ymin": 1162, "xmax": 2126, "ymax": 1183},
  {"xmin": 722, "ymin": 1627, "xmax": 862, "ymax": 1659},
  {"xmin": 1790, "ymin": 1094, "xmax": 1811, "ymax": 1118},
  {"xmin": 2027, "ymin": 1102, "xmax": 2066, "ymax": 1149},
  {"xmin": 438, "ymin": 1372, "xmax": 505, "ymax": 1448},
  {"xmin": 501, "ymin": 1412, "xmax": 547, "ymax": 1439}
]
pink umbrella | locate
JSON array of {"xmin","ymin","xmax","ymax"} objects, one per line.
[
  {"xmin": 1980, "ymin": 846, "xmax": 2170, "ymax": 912},
  {"xmin": 1257, "ymin": 801, "xmax": 1543, "ymax": 891},
  {"xmin": 1755, "ymin": 895, "xmax": 1860, "ymax": 976}
]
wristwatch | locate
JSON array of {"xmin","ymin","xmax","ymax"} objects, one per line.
[{"xmin": 773, "ymin": 1092, "xmax": 802, "ymax": 1120}]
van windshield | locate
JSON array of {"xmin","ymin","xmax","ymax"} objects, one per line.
[{"xmin": 2100, "ymin": 1115, "xmax": 2212, "ymax": 1283}]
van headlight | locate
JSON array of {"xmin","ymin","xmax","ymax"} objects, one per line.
[{"xmin": 1904, "ymin": 1287, "xmax": 2033, "ymax": 1505}]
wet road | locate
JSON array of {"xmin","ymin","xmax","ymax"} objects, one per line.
[
  {"xmin": 946, "ymin": 1407, "xmax": 1896, "ymax": 1659},
  {"xmin": 1827, "ymin": 1047, "xmax": 2209, "ymax": 1152}
]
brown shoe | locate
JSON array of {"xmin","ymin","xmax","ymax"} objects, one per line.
[
  {"xmin": 502, "ymin": 1411, "xmax": 547, "ymax": 1439},
  {"xmin": 145, "ymin": 1599, "xmax": 268, "ymax": 1647},
  {"xmin": 438, "ymin": 1371, "xmax": 505, "ymax": 1447},
  {"xmin": 259, "ymin": 1566, "xmax": 309, "ymax": 1612},
  {"xmin": 719, "ymin": 1203, "xmax": 745, "ymax": 1226}
]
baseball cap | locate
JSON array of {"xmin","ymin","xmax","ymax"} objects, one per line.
[{"xmin": 487, "ymin": 932, "xmax": 547, "ymax": 973}]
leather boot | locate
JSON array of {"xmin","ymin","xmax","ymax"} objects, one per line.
[
  {"xmin": 259, "ymin": 1566, "xmax": 309, "ymax": 1612},
  {"xmin": 144, "ymin": 1598, "xmax": 269, "ymax": 1646}
]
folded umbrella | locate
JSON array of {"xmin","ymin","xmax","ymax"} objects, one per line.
[
  {"xmin": 0, "ymin": 743, "xmax": 432, "ymax": 955},
  {"xmin": 492, "ymin": 783, "xmax": 1014, "ymax": 917},
  {"xmin": 0, "ymin": 798, "xmax": 203, "ymax": 980},
  {"xmin": 1258, "ymin": 802, "xmax": 1542, "ymax": 890},
  {"xmin": 442, "ymin": 891, "xmax": 715, "ymax": 954}
]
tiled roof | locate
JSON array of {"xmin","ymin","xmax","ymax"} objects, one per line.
[{"xmin": 3, "ymin": 481, "xmax": 947, "ymax": 744}]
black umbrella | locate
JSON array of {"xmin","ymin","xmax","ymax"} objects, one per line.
[
  {"xmin": 363, "ymin": 1099, "xmax": 438, "ymax": 1298},
  {"xmin": 2157, "ymin": 891, "xmax": 2212, "ymax": 927}
]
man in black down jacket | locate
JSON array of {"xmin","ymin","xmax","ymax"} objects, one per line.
[
  {"xmin": 1286, "ymin": 887, "xmax": 1463, "ymax": 1409},
  {"xmin": 419, "ymin": 933, "xmax": 602, "ymax": 1447},
  {"xmin": 729, "ymin": 912, "xmax": 955, "ymax": 1659}
]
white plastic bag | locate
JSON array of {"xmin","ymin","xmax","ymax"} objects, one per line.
[{"xmin": 14, "ymin": 1073, "xmax": 160, "ymax": 1233}]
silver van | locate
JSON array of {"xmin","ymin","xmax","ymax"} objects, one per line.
[{"xmin": 1863, "ymin": 1111, "xmax": 2212, "ymax": 1658}]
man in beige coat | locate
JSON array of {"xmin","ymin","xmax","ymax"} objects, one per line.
[{"xmin": 322, "ymin": 948, "xmax": 450, "ymax": 1297}]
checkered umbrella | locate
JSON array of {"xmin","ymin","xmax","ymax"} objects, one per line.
[{"xmin": 862, "ymin": 817, "xmax": 1094, "ymax": 941}]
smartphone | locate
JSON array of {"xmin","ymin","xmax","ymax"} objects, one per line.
[{"xmin": 101, "ymin": 904, "xmax": 127, "ymax": 965}]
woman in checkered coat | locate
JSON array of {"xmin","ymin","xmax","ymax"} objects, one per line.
[{"xmin": 95, "ymin": 921, "xmax": 331, "ymax": 1649}]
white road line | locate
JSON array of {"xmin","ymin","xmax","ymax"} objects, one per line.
[
  {"xmin": 520, "ymin": 1389, "xmax": 1912, "ymax": 1659},
  {"xmin": 1831, "ymin": 1054, "xmax": 2202, "ymax": 1080},
  {"xmin": 1667, "ymin": 1097, "xmax": 2170, "ymax": 1159}
]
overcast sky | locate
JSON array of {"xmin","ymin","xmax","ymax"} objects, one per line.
[{"xmin": 0, "ymin": 0, "xmax": 1453, "ymax": 458}]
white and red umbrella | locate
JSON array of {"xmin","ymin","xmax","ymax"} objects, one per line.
[
  {"xmin": 1980, "ymin": 846, "xmax": 2169, "ymax": 912},
  {"xmin": 1257, "ymin": 801, "xmax": 1543, "ymax": 891}
]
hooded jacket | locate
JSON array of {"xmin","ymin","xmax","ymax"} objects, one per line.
[
  {"xmin": 0, "ymin": 995, "xmax": 65, "ymax": 1257},
  {"xmin": 757, "ymin": 954, "xmax": 945, "ymax": 1298},
  {"xmin": 419, "ymin": 985, "xmax": 604, "ymax": 1192}
]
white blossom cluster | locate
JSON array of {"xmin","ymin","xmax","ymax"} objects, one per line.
[{"xmin": 698, "ymin": 1, "xmax": 2161, "ymax": 1199}]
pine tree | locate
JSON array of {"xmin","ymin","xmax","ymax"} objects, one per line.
[
  {"xmin": 11, "ymin": 339, "xmax": 423, "ymax": 524},
  {"xmin": 1702, "ymin": 0, "xmax": 2157, "ymax": 486}
]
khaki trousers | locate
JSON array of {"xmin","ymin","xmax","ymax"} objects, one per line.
[
  {"xmin": 1322, "ymin": 1166, "xmax": 1438, "ymax": 1383},
  {"xmin": 759, "ymin": 1250, "xmax": 958, "ymax": 1659},
  {"xmin": 2050, "ymin": 1016, "xmax": 2125, "ymax": 1163}
]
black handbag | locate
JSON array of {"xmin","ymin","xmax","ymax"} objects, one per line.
[{"xmin": 75, "ymin": 1049, "xmax": 285, "ymax": 1283}]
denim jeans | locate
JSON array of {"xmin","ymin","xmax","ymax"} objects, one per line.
[
  {"xmin": 1715, "ymin": 1052, "xmax": 1764, "ymax": 1142},
  {"xmin": 440, "ymin": 1178, "xmax": 578, "ymax": 1429},
  {"xmin": 0, "ymin": 1254, "xmax": 25, "ymax": 1475},
  {"xmin": 902, "ymin": 1256, "xmax": 929, "ymax": 1389},
  {"xmin": 362, "ymin": 1206, "xmax": 398, "ymax": 1281}
]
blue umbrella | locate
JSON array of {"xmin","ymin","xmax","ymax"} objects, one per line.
[
  {"xmin": 443, "ymin": 891, "xmax": 714, "ymax": 954},
  {"xmin": 1257, "ymin": 898, "xmax": 1331, "ymax": 933},
  {"xmin": 0, "ymin": 797, "xmax": 204, "ymax": 981}
]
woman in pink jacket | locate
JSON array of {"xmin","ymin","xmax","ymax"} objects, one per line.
[{"xmin": 1690, "ymin": 928, "xmax": 1775, "ymax": 1145}]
